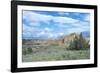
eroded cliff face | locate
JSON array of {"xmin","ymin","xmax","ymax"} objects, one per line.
[{"xmin": 50, "ymin": 32, "xmax": 90, "ymax": 49}]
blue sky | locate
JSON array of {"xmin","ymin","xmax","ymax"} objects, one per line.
[{"xmin": 22, "ymin": 10, "xmax": 90, "ymax": 39}]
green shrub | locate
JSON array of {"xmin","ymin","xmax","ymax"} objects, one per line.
[
  {"xmin": 22, "ymin": 48, "xmax": 27, "ymax": 55},
  {"xmin": 22, "ymin": 47, "xmax": 33, "ymax": 55},
  {"xmin": 27, "ymin": 47, "xmax": 33, "ymax": 53}
]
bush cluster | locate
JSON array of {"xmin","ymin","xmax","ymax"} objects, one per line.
[
  {"xmin": 22, "ymin": 47, "xmax": 33, "ymax": 55},
  {"xmin": 68, "ymin": 33, "xmax": 89, "ymax": 50}
]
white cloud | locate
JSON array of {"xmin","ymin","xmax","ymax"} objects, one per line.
[
  {"xmin": 23, "ymin": 11, "xmax": 52, "ymax": 22},
  {"xmin": 58, "ymin": 32, "xmax": 64, "ymax": 36},
  {"xmin": 83, "ymin": 14, "xmax": 90, "ymax": 21},
  {"xmin": 71, "ymin": 21, "xmax": 89, "ymax": 28},
  {"xmin": 59, "ymin": 20, "xmax": 90, "ymax": 34},
  {"xmin": 35, "ymin": 30, "xmax": 61, "ymax": 39},
  {"xmin": 53, "ymin": 16, "xmax": 78, "ymax": 24},
  {"xmin": 48, "ymin": 33, "xmax": 54, "ymax": 38},
  {"xmin": 23, "ymin": 23, "xmax": 44, "ymax": 38},
  {"xmin": 23, "ymin": 24, "xmax": 33, "ymax": 33},
  {"xmin": 36, "ymin": 31, "xmax": 53, "ymax": 39},
  {"xmin": 44, "ymin": 27, "xmax": 53, "ymax": 32},
  {"xmin": 67, "ymin": 26, "xmax": 90, "ymax": 34},
  {"xmin": 23, "ymin": 11, "xmax": 79, "ymax": 26},
  {"xmin": 58, "ymin": 12, "xmax": 70, "ymax": 16},
  {"xmin": 28, "ymin": 22, "xmax": 40, "ymax": 27},
  {"xmin": 38, "ymin": 31, "xmax": 46, "ymax": 35}
]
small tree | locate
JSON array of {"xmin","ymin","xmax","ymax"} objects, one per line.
[
  {"xmin": 68, "ymin": 36, "xmax": 80, "ymax": 50},
  {"xmin": 79, "ymin": 32, "xmax": 89, "ymax": 49},
  {"xmin": 27, "ymin": 47, "xmax": 33, "ymax": 54}
]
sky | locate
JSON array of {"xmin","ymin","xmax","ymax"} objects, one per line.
[{"xmin": 22, "ymin": 10, "xmax": 90, "ymax": 40}]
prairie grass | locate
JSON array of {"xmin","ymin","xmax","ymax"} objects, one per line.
[{"xmin": 22, "ymin": 46, "xmax": 90, "ymax": 62}]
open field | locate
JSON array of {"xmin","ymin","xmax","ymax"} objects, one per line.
[{"xmin": 22, "ymin": 45, "xmax": 90, "ymax": 62}]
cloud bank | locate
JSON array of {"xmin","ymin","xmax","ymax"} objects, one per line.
[{"xmin": 22, "ymin": 11, "xmax": 90, "ymax": 39}]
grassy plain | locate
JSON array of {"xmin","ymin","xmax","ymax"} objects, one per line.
[{"xmin": 22, "ymin": 45, "xmax": 90, "ymax": 62}]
